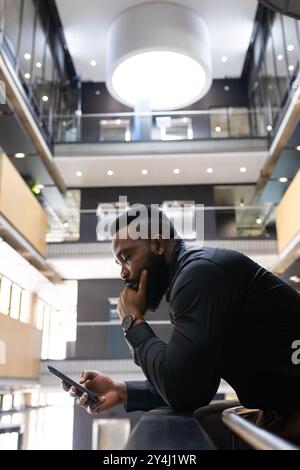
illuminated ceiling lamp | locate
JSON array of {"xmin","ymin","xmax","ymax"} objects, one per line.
[{"xmin": 106, "ymin": 2, "xmax": 212, "ymax": 111}]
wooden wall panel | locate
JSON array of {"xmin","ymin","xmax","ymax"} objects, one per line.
[
  {"xmin": 276, "ymin": 170, "xmax": 300, "ymax": 253},
  {"xmin": 0, "ymin": 154, "xmax": 47, "ymax": 255},
  {"xmin": 0, "ymin": 315, "xmax": 42, "ymax": 379}
]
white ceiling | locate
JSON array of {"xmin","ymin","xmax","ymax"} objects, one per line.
[
  {"xmin": 56, "ymin": 0, "xmax": 258, "ymax": 81},
  {"xmin": 54, "ymin": 150, "xmax": 269, "ymax": 187}
]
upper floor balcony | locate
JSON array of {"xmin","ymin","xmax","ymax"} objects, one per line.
[
  {"xmin": 53, "ymin": 108, "xmax": 269, "ymax": 157},
  {"xmin": 44, "ymin": 204, "xmax": 278, "ymax": 280},
  {"xmin": 46, "ymin": 203, "xmax": 276, "ymax": 243}
]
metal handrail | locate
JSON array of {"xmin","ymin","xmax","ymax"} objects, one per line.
[
  {"xmin": 222, "ymin": 406, "xmax": 299, "ymax": 450},
  {"xmin": 77, "ymin": 205, "xmax": 275, "ymax": 213},
  {"xmin": 52, "ymin": 109, "xmax": 268, "ymax": 118}
]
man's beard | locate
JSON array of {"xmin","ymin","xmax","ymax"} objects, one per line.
[{"xmin": 145, "ymin": 252, "xmax": 169, "ymax": 312}]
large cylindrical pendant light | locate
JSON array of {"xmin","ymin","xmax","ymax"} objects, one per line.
[{"xmin": 106, "ymin": 2, "xmax": 212, "ymax": 110}]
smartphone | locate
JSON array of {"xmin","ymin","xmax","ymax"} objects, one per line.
[{"xmin": 47, "ymin": 365, "xmax": 99, "ymax": 404}]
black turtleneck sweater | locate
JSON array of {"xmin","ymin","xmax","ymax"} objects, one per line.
[{"xmin": 124, "ymin": 242, "xmax": 300, "ymax": 413}]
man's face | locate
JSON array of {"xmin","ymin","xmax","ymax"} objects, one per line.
[{"xmin": 112, "ymin": 227, "xmax": 169, "ymax": 312}]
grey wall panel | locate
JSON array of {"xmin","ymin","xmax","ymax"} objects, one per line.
[{"xmin": 76, "ymin": 279, "xmax": 172, "ymax": 359}]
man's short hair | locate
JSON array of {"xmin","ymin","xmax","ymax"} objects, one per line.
[{"xmin": 111, "ymin": 204, "xmax": 180, "ymax": 240}]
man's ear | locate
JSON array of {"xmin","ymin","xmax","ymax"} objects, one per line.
[{"xmin": 151, "ymin": 235, "xmax": 167, "ymax": 255}]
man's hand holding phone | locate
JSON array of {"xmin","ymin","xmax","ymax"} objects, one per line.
[{"xmin": 62, "ymin": 370, "xmax": 127, "ymax": 414}]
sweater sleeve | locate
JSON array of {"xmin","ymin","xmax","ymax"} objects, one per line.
[
  {"xmin": 124, "ymin": 380, "xmax": 169, "ymax": 412},
  {"xmin": 125, "ymin": 260, "xmax": 237, "ymax": 412}
]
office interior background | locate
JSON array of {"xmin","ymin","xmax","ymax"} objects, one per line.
[{"xmin": 0, "ymin": 0, "xmax": 300, "ymax": 450}]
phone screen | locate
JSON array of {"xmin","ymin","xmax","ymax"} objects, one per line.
[{"xmin": 47, "ymin": 365, "xmax": 99, "ymax": 403}]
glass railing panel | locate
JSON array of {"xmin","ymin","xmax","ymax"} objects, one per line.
[
  {"xmin": 53, "ymin": 109, "xmax": 268, "ymax": 144},
  {"xmin": 45, "ymin": 205, "xmax": 276, "ymax": 244}
]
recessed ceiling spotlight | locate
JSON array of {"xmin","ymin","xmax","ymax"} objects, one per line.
[
  {"xmin": 287, "ymin": 44, "xmax": 294, "ymax": 52},
  {"xmin": 24, "ymin": 53, "xmax": 31, "ymax": 60},
  {"xmin": 224, "ymin": 85, "xmax": 230, "ymax": 91},
  {"xmin": 267, "ymin": 125, "xmax": 273, "ymax": 131},
  {"xmin": 182, "ymin": 117, "xmax": 188, "ymax": 123},
  {"xmin": 24, "ymin": 73, "xmax": 31, "ymax": 79},
  {"xmin": 36, "ymin": 62, "xmax": 42, "ymax": 68},
  {"xmin": 288, "ymin": 65, "xmax": 295, "ymax": 72},
  {"xmin": 256, "ymin": 217, "xmax": 263, "ymax": 225},
  {"xmin": 221, "ymin": 56, "xmax": 228, "ymax": 63},
  {"xmin": 173, "ymin": 168, "xmax": 180, "ymax": 174},
  {"xmin": 296, "ymin": 145, "xmax": 300, "ymax": 151},
  {"xmin": 215, "ymin": 126, "xmax": 222, "ymax": 132},
  {"xmin": 107, "ymin": 170, "xmax": 114, "ymax": 176},
  {"xmin": 14, "ymin": 152, "xmax": 26, "ymax": 159},
  {"xmin": 90, "ymin": 60, "xmax": 97, "ymax": 66},
  {"xmin": 141, "ymin": 169, "xmax": 148, "ymax": 175},
  {"xmin": 42, "ymin": 95, "xmax": 49, "ymax": 102},
  {"xmin": 278, "ymin": 177, "xmax": 288, "ymax": 183},
  {"xmin": 206, "ymin": 167, "xmax": 213, "ymax": 174},
  {"xmin": 116, "ymin": 119, "xmax": 121, "ymax": 125},
  {"xmin": 240, "ymin": 167, "xmax": 247, "ymax": 173},
  {"xmin": 277, "ymin": 54, "xmax": 283, "ymax": 61},
  {"xmin": 76, "ymin": 171, "xmax": 82, "ymax": 177},
  {"xmin": 95, "ymin": 90, "xmax": 101, "ymax": 95},
  {"xmin": 63, "ymin": 222, "xmax": 69, "ymax": 228}
]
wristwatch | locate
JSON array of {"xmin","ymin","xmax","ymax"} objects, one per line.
[{"xmin": 122, "ymin": 314, "xmax": 138, "ymax": 333}]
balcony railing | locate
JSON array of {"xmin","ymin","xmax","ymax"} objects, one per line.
[
  {"xmin": 222, "ymin": 406, "xmax": 299, "ymax": 450},
  {"xmin": 53, "ymin": 108, "xmax": 269, "ymax": 144},
  {"xmin": 45, "ymin": 205, "xmax": 276, "ymax": 244}
]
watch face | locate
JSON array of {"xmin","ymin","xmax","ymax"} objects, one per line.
[{"xmin": 122, "ymin": 315, "xmax": 133, "ymax": 332}]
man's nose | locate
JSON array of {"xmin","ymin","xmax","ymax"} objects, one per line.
[{"xmin": 121, "ymin": 265, "xmax": 130, "ymax": 280}]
